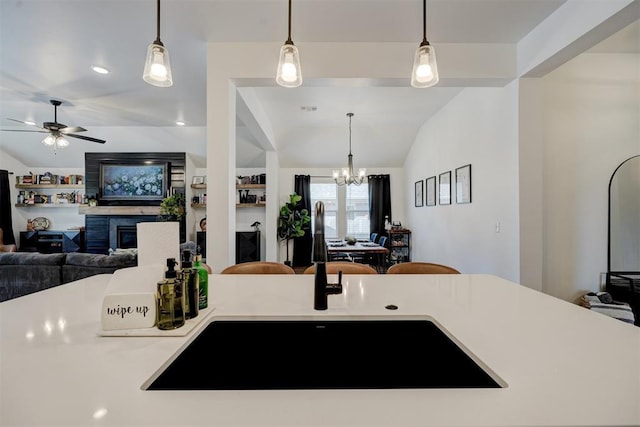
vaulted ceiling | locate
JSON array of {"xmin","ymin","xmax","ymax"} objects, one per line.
[{"xmin": 0, "ymin": 1, "xmax": 636, "ymax": 169}]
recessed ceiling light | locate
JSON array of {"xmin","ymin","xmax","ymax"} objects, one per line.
[
  {"xmin": 176, "ymin": 121, "xmax": 185, "ymax": 126},
  {"xmin": 91, "ymin": 65, "xmax": 110, "ymax": 74},
  {"xmin": 300, "ymin": 106, "xmax": 317, "ymax": 112}
]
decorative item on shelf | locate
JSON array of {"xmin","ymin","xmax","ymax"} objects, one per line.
[
  {"xmin": 277, "ymin": 193, "xmax": 310, "ymax": 266},
  {"xmin": 88, "ymin": 195, "xmax": 97, "ymax": 207},
  {"xmin": 251, "ymin": 221, "xmax": 261, "ymax": 232},
  {"xmin": 159, "ymin": 192, "xmax": 185, "ymax": 221},
  {"xmin": 32, "ymin": 217, "xmax": 50, "ymax": 231},
  {"xmin": 27, "ymin": 218, "xmax": 34, "ymax": 231},
  {"xmin": 333, "ymin": 113, "xmax": 366, "ymax": 186},
  {"xmin": 192, "ymin": 176, "xmax": 205, "ymax": 185}
]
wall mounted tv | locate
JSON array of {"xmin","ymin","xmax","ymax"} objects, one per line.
[{"xmin": 99, "ymin": 162, "xmax": 168, "ymax": 202}]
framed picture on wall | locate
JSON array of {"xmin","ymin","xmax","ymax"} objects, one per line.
[
  {"xmin": 192, "ymin": 176, "xmax": 205, "ymax": 185},
  {"xmin": 439, "ymin": 171, "xmax": 451, "ymax": 205},
  {"xmin": 455, "ymin": 164, "xmax": 472, "ymax": 204},
  {"xmin": 426, "ymin": 176, "xmax": 436, "ymax": 206},
  {"xmin": 415, "ymin": 180, "xmax": 424, "ymax": 207}
]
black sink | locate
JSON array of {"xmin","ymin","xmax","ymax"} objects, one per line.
[{"xmin": 146, "ymin": 319, "xmax": 503, "ymax": 390}]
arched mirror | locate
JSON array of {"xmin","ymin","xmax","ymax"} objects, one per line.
[{"xmin": 607, "ymin": 154, "xmax": 640, "ymax": 324}]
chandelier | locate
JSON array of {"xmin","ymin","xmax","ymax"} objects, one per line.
[{"xmin": 333, "ymin": 113, "xmax": 366, "ymax": 186}]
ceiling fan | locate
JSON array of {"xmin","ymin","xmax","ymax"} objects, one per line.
[{"xmin": 2, "ymin": 99, "xmax": 106, "ymax": 149}]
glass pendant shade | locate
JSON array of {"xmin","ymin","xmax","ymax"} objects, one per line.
[
  {"xmin": 42, "ymin": 134, "xmax": 56, "ymax": 146},
  {"xmin": 411, "ymin": 43, "xmax": 439, "ymax": 88},
  {"xmin": 55, "ymin": 136, "xmax": 70, "ymax": 148},
  {"xmin": 276, "ymin": 42, "xmax": 302, "ymax": 88},
  {"xmin": 143, "ymin": 42, "xmax": 173, "ymax": 87}
]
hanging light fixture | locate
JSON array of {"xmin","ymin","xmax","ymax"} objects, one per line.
[
  {"xmin": 276, "ymin": 0, "xmax": 302, "ymax": 88},
  {"xmin": 41, "ymin": 133, "xmax": 69, "ymax": 151},
  {"xmin": 143, "ymin": 0, "xmax": 173, "ymax": 87},
  {"xmin": 333, "ymin": 113, "xmax": 366, "ymax": 186},
  {"xmin": 411, "ymin": 0, "xmax": 439, "ymax": 88}
]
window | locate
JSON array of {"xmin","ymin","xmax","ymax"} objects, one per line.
[{"xmin": 310, "ymin": 179, "xmax": 369, "ymax": 239}]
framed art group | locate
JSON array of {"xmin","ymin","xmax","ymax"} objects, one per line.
[{"xmin": 414, "ymin": 164, "xmax": 472, "ymax": 207}]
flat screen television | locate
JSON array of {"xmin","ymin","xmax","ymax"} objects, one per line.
[{"xmin": 99, "ymin": 162, "xmax": 168, "ymax": 202}]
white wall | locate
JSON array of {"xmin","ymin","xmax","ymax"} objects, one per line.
[
  {"xmin": 403, "ymin": 83, "xmax": 520, "ymax": 282},
  {"xmin": 536, "ymin": 52, "xmax": 640, "ymax": 301},
  {"xmin": 277, "ymin": 167, "xmax": 405, "ymax": 263}
]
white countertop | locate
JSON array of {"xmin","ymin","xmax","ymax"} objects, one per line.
[{"xmin": 1, "ymin": 273, "xmax": 639, "ymax": 426}]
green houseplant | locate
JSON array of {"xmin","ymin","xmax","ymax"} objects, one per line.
[
  {"xmin": 277, "ymin": 193, "xmax": 311, "ymax": 266},
  {"xmin": 159, "ymin": 192, "xmax": 186, "ymax": 222}
]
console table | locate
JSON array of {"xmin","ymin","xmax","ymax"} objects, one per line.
[{"xmin": 19, "ymin": 230, "xmax": 85, "ymax": 253}]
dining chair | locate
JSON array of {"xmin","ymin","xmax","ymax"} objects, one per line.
[
  {"xmin": 386, "ymin": 262, "xmax": 460, "ymax": 274},
  {"xmin": 221, "ymin": 261, "xmax": 295, "ymax": 274},
  {"xmin": 303, "ymin": 262, "xmax": 378, "ymax": 275},
  {"xmin": 370, "ymin": 232, "xmax": 378, "ymax": 243}
]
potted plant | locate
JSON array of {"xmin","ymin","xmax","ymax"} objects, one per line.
[
  {"xmin": 159, "ymin": 192, "xmax": 186, "ymax": 222},
  {"xmin": 277, "ymin": 193, "xmax": 311, "ymax": 266}
]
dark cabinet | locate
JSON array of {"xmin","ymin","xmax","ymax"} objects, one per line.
[
  {"xmin": 236, "ymin": 231, "xmax": 260, "ymax": 263},
  {"xmin": 20, "ymin": 230, "xmax": 85, "ymax": 253}
]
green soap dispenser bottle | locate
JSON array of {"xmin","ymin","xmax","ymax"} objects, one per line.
[
  {"xmin": 157, "ymin": 258, "xmax": 185, "ymax": 330},
  {"xmin": 180, "ymin": 250, "xmax": 199, "ymax": 320},
  {"xmin": 193, "ymin": 246, "xmax": 208, "ymax": 309}
]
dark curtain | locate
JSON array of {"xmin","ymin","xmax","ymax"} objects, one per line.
[
  {"xmin": 368, "ymin": 174, "xmax": 392, "ymax": 238},
  {"xmin": 0, "ymin": 170, "xmax": 16, "ymax": 244},
  {"xmin": 292, "ymin": 175, "xmax": 312, "ymax": 267}
]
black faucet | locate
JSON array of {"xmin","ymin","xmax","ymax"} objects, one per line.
[{"xmin": 312, "ymin": 201, "xmax": 343, "ymax": 310}]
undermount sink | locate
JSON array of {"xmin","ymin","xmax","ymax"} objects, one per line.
[{"xmin": 144, "ymin": 317, "xmax": 504, "ymax": 390}]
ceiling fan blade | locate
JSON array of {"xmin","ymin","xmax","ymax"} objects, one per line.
[
  {"xmin": 0, "ymin": 129, "xmax": 48, "ymax": 133},
  {"xmin": 66, "ymin": 133, "xmax": 106, "ymax": 144},
  {"xmin": 60, "ymin": 126, "xmax": 87, "ymax": 134},
  {"xmin": 6, "ymin": 118, "xmax": 46, "ymax": 129}
]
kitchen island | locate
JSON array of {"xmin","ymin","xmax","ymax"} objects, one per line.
[{"xmin": 1, "ymin": 273, "xmax": 639, "ymax": 426}]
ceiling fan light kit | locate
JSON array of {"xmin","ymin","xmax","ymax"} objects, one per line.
[
  {"xmin": 276, "ymin": 0, "xmax": 302, "ymax": 88},
  {"xmin": 334, "ymin": 112, "xmax": 366, "ymax": 186},
  {"xmin": 143, "ymin": 0, "xmax": 173, "ymax": 87},
  {"xmin": 411, "ymin": 0, "xmax": 439, "ymax": 88}
]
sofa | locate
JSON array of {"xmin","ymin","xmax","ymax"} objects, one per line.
[
  {"xmin": 0, "ymin": 242, "xmax": 201, "ymax": 302},
  {"xmin": 0, "ymin": 252, "xmax": 137, "ymax": 302}
]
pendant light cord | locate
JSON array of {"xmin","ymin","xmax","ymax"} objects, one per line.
[
  {"xmin": 287, "ymin": 0, "xmax": 293, "ymax": 43},
  {"xmin": 156, "ymin": 0, "xmax": 162, "ymax": 43},
  {"xmin": 347, "ymin": 112, "xmax": 354, "ymax": 155},
  {"xmin": 422, "ymin": 0, "xmax": 427, "ymax": 44}
]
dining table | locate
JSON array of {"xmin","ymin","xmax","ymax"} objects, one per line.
[{"xmin": 325, "ymin": 239, "xmax": 389, "ymax": 270}]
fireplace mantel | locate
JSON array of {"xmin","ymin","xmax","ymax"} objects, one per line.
[{"xmin": 79, "ymin": 205, "xmax": 161, "ymax": 216}]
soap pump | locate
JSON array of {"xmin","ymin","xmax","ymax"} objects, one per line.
[
  {"xmin": 193, "ymin": 246, "xmax": 208, "ymax": 310},
  {"xmin": 180, "ymin": 250, "xmax": 199, "ymax": 320},
  {"xmin": 157, "ymin": 258, "xmax": 185, "ymax": 330}
]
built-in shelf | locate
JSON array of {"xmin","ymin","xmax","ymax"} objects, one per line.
[
  {"xmin": 191, "ymin": 184, "xmax": 207, "ymax": 190},
  {"xmin": 78, "ymin": 205, "xmax": 162, "ymax": 215},
  {"xmin": 236, "ymin": 203, "xmax": 266, "ymax": 208},
  {"xmin": 15, "ymin": 203, "xmax": 81, "ymax": 208},
  {"xmin": 236, "ymin": 184, "xmax": 266, "ymax": 190},
  {"xmin": 191, "ymin": 203, "xmax": 206, "ymax": 208},
  {"xmin": 16, "ymin": 184, "xmax": 84, "ymax": 190}
]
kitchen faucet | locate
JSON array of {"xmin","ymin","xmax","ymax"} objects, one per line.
[{"xmin": 312, "ymin": 201, "xmax": 343, "ymax": 310}]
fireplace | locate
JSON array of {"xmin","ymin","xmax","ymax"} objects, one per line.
[{"xmin": 116, "ymin": 225, "xmax": 138, "ymax": 249}]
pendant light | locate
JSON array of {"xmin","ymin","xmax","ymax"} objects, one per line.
[
  {"xmin": 411, "ymin": 0, "xmax": 439, "ymax": 88},
  {"xmin": 143, "ymin": 0, "xmax": 173, "ymax": 87},
  {"xmin": 276, "ymin": 0, "xmax": 302, "ymax": 88},
  {"xmin": 333, "ymin": 113, "xmax": 366, "ymax": 186}
]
